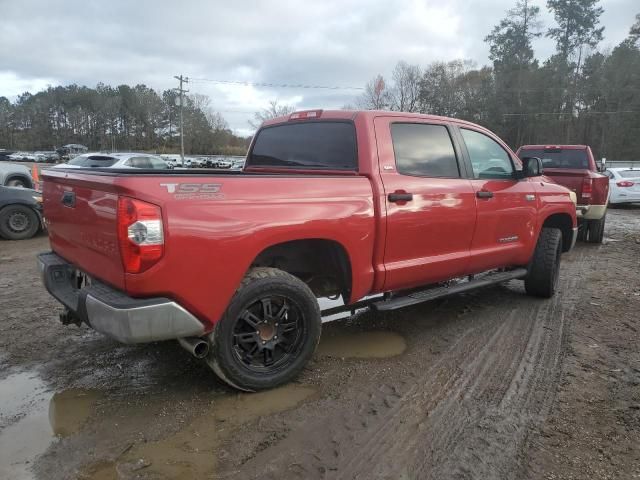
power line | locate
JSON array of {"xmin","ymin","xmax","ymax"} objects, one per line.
[
  {"xmin": 189, "ymin": 77, "xmax": 364, "ymax": 91},
  {"xmin": 503, "ymin": 110, "xmax": 640, "ymax": 116},
  {"xmin": 173, "ymin": 75, "xmax": 189, "ymax": 163}
]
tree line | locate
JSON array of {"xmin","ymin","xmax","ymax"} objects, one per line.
[
  {"xmin": 355, "ymin": 1, "xmax": 640, "ymax": 161},
  {"xmin": 0, "ymin": 84, "xmax": 249, "ymax": 155}
]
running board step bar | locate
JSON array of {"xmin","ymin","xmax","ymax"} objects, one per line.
[{"xmin": 372, "ymin": 268, "xmax": 528, "ymax": 312}]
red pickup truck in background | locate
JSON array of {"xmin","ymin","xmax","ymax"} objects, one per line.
[
  {"xmin": 517, "ymin": 145, "xmax": 609, "ymax": 243},
  {"xmin": 39, "ymin": 110, "xmax": 577, "ymax": 391}
]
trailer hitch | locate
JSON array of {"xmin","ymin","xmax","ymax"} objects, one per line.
[{"xmin": 59, "ymin": 308, "xmax": 82, "ymax": 326}]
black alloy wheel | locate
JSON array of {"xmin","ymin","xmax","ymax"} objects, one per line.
[{"xmin": 232, "ymin": 295, "xmax": 305, "ymax": 373}]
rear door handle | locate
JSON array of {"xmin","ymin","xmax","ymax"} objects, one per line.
[
  {"xmin": 388, "ymin": 192, "xmax": 413, "ymax": 203},
  {"xmin": 476, "ymin": 191, "xmax": 494, "ymax": 199}
]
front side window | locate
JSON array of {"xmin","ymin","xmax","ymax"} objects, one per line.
[
  {"xmin": 390, "ymin": 123, "xmax": 459, "ymax": 178},
  {"xmin": 461, "ymin": 129, "xmax": 514, "ymax": 179},
  {"xmin": 125, "ymin": 157, "xmax": 152, "ymax": 168},
  {"xmin": 147, "ymin": 156, "xmax": 170, "ymax": 169},
  {"xmin": 124, "ymin": 156, "xmax": 168, "ymax": 169}
]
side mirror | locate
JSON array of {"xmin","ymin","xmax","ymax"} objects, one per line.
[{"xmin": 517, "ymin": 156, "xmax": 543, "ymax": 179}]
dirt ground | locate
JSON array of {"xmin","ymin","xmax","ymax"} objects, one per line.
[{"xmin": 1, "ymin": 207, "xmax": 639, "ymax": 480}]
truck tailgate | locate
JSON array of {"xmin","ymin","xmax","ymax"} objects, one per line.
[
  {"xmin": 543, "ymin": 168, "xmax": 608, "ymax": 205},
  {"xmin": 42, "ymin": 170, "xmax": 124, "ymax": 289},
  {"xmin": 543, "ymin": 168, "xmax": 590, "ymax": 198}
]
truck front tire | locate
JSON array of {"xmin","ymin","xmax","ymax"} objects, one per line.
[
  {"xmin": 207, "ymin": 267, "xmax": 321, "ymax": 391},
  {"xmin": 525, "ymin": 227, "xmax": 562, "ymax": 298}
]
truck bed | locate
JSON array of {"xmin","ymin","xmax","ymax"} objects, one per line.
[{"xmin": 42, "ymin": 168, "xmax": 376, "ymax": 329}]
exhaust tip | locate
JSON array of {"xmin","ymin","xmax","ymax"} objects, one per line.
[
  {"xmin": 192, "ymin": 341, "xmax": 209, "ymax": 359},
  {"xmin": 178, "ymin": 337, "xmax": 210, "ymax": 359}
]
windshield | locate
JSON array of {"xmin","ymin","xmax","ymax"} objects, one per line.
[
  {"xmin": 518, "ymin": 148, "xmax": 588, "ymax": 169},
  {"xmin": 68, "ymin": 155, "xmax": 118, "ymax": 167},
  {"xmin": 248, "ymin": 121, "xmax": 357, "ymax": 170}
]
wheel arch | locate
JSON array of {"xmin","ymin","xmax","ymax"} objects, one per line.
[
  {"xmin": 249, "ymin": 238, "xmax": 353, "ymax": 302},
  {"xmin": 542, "ymin": 213, "xmax": 573, "ymax": 252},
  {"xmin": 4, "ymin": 173, "xmax": 33, "ymax": 188}
]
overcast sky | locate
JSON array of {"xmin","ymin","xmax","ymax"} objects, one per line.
[{"xmin": 0, "ymin": 0, "xmax": 636, "ymax": 136}]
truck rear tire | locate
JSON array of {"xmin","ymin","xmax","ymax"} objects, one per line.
[
  {"xmin": 587, "ymin": 216, "xmax": 605, "ymax": 244},
  {"xmin": 206, "ymin": 267, "xmax": 321, "ymax": 391},
  {"xmin": 525, "ymin": 227, "xmax": 562, "ymax": 298}
]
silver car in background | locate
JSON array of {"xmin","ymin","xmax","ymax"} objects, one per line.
[{"xmin": 53, "ymin": 152, "xmax": 171, "ymax": 169}]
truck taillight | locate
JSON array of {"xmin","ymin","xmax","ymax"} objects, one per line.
[
  {"xmin": 581, "ymin": 178, "xmax": 593, "ymax": 200},
  {"xmin": 617, "ymin": 180, "xmax": 634, "ymax": 187},
  {"xmin": 117, "ymin": 197, "xmax": 164, "ymax": 273}
]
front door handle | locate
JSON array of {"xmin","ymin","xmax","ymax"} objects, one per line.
[
  {"xmin": 476, "ymin": 190, "xmax": 494, "ymax": 199},
  {"xmin": 388, "ymin": 192, "xmax": 413, "ymax": 203}
]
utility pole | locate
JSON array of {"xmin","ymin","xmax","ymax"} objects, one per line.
[{"xmin": 173, "ymin": 75, "xmax": 189, "ymax": 164}]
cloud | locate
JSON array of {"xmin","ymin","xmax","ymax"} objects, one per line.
[
  {"xmin": 0, "ymin": 71, "xmax": 58, "ymax": 98},
  {"xmin": 1, "ymin": 0, "xmax": 637, "ymax": 133}
]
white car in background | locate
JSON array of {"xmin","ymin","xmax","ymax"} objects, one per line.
[
  {"xmin": 7, "ymin": 152, "xmax": 28, "ymax": 161},
  {"xmin": 606, "ymin": 168, "xmax": 640, "ymax": 205},
  {"xmin": 53, "ymin": 152, "xmax": 171, "ymax": 170}
]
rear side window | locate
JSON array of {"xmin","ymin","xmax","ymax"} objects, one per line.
[
  {"xmin": 248, "ymin": 121, "xmax": 357, "ymax": 170},
  {"xmin": 68, "ymin": 155, "xmax": 117, "ymax": 167},
  {"xmin": 390, "ymin": 123, "xmax": 459, "ymax": 177},
  {"xmin": 518, "ymin": 148, "xmax": 588, "ymax": 169}
]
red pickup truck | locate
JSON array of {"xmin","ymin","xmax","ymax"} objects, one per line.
[
  {"xmin": 39, "ymin": 110, "xmax": 577, "ymax": 391},
  {"xmin": 516, "ymin": 145, "xmax": 609, "ymax": 243}
]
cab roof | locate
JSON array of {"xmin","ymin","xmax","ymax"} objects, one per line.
[
  {"xmin": 261, "ymin": 109, "xmax": 493, "ymax": 133},
  {"xmin": 519, "ymin": 145, "xmax": 589, "ymax": 150}
]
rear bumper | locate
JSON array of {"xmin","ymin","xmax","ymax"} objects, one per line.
[
  {"xmin": 576, "ymin": 204, "xmax": 607, "ymax": 220},
  {"xmin": 37, "ymin": 252, "xmax": 205, "ymax": 344}
]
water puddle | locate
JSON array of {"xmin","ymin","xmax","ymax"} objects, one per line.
[
  {"xmin": 317, "ymin": 331, "xmax": 407, "ymax": 358},
  {"xmin": 0, "ymin": 371, "xmax": 101, "ymax": 480},
  {"xmin": 85, "ymin": 384, "xmax": 316, "ymax": 479},
  {"xmin": 49, "ymin": 389, "xmax": 102, "ymax": 438}
]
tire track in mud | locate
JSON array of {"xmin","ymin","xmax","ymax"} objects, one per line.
[{"xmin": 231, "ymin": 248, "xmax": 590, "ymax": 480}]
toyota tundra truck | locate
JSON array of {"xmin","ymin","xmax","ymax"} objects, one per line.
[
  {"xmin": 516, "ymin": 145, "xmax": 609, "ymax": 243},
  {"xmin": 38, "ymin": 110, "xmax": 577, "ymax": 391}
]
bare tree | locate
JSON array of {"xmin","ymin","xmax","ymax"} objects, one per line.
[
  {"xmin": 208, "ymin": 111, "xmax": 229, "ymax": 131},
  {"xmin": 390, "ymin": 61, "xmax": 422, "ymax": 112},
  {"xmin": 190, "ymin": 93, "xmax": 228, "ymax": 131},
  {"xmin": 249, "ymin": 100, "xmax": 295, "ymax": 129},
  {"xmin": 356, "ymin": 75, "xmax": 391, "ymax": 110}
]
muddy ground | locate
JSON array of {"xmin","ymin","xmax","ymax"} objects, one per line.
[{"xmin": 1, "ymin": 207, "xmax": 639, "ymax": 480}]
